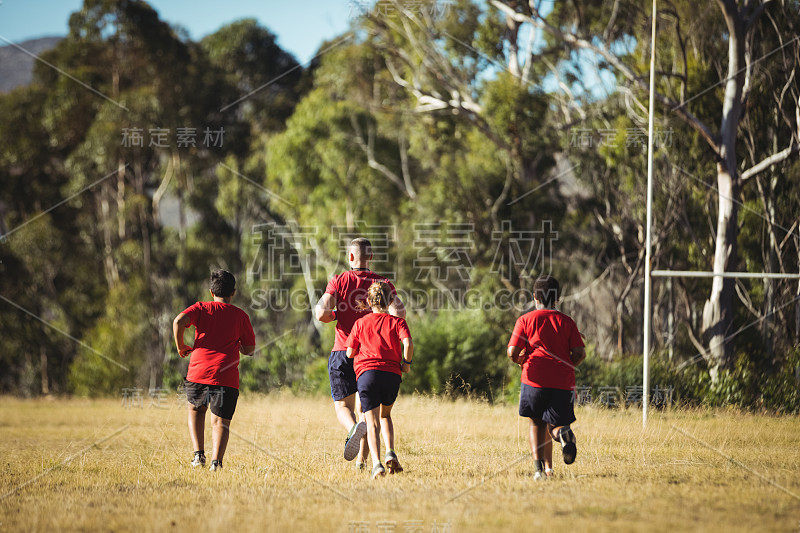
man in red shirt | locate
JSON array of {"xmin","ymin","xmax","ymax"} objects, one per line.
[
  {"xmin": 315, "ymin": 238, "xmax": 406, "ymax": 466},
  {"xmin": 346, "ymin": 281, "xmax": 413, "ymax": 479},
  {"xmin": 173, "ymin": 270, "xmax": 255, "ymax": 471},
  {"xmin": 507, "ymin": 275, "xmax": 586, "ymax": 480}
]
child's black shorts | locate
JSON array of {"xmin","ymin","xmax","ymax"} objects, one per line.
[
  {"xmin": 519, "ymin": 383, "xmax": 576, "ymax": 427},
  {"xmin": 328, "ymin": 350, "xmax": 358, "ymax": 401},
  {"xmin": 185, "ymin": 379, "xmax": 239, "ymax": 420},
  {"xmin": 357, "ymin": 369, "xmax": 402, "ymax": 412}
]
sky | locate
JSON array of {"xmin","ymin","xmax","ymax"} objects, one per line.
[{"xmin": 0, "ymin": 0, "xmax": 357, "ymax": 64}]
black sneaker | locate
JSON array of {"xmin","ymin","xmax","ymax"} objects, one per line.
[
  {"xmin": 191, "ymin": 452, "xmax": 206, "ymax": 467},
  {"xmin": 558, "ymin": 427, "xmax": 577, "ymax": 465},
  {"xmin": 209, "ymin": 459, "xmax": 222, "ymax": 471}
]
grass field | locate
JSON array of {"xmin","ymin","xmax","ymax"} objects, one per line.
[{"xmin": 1, "ymin": 393, "xmax": 799, "ymax": 532}]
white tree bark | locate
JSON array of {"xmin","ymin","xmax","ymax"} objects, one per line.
[{"xmin": 487, "ymin": 0, "xmax": 798, "ymax": 379}]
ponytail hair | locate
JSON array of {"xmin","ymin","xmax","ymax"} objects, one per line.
[{"xmin": 356, "ymin": 281, "xmax": 394, "ymax": 310}]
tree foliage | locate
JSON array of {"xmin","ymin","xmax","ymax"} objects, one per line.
[{"xmin": 1, "ymin": 0, "xmax": 798, "ymax": 410}]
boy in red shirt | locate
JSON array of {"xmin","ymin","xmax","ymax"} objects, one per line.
[
  {"xmin": 173, "ymin": 270, "xmax": 256, "ymax": 471},
  {"xmin": 507, "ymin": 275, "xmax": 585, "ymax": 480},
  {"xmin": 315, "ymin": 238, "xmax": 406, "ymax": 467},
  {"xmin": 346, "ymin": 281, "xmax": 413, "ymax": 479}
]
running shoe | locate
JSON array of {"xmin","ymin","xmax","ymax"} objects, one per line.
[
  {"xmin": 385, "ymin": 450, "xmax": 403, "ymax": 474},
  {"xmin": 532, "ymin": 459, "xmax": 544, "ymax": 480},
  {"xmin": 371, "ymin": 463, "xmax": 386, "ymax": 479},
  {"xmin": 191, "ymin": 452, "xmax": 206, "ymax": 467},
  {"xmin": 558, "ymin": 427, "xmax": 577, "ymax": 465},
  {"xmin": 344, "ymin": 421, "xmax": 367, "ymax": 461},
  {"xmin": 209, "ymin": 459, "xmax": 223, "ymax": 471}
]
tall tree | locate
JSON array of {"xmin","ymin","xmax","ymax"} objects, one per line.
[{"xmin": 490, "ymin": 0, "xmax": 800, "ymax": 378}]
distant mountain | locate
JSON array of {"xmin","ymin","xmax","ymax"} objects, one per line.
[{"xmin": 0, "ymin": 36, "xmax": 63, "ymax": 93}]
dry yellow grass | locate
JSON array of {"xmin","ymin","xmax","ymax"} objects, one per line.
[{"xmin": 1, "ymin": 393, "xmax": 798, "ymax": 532}]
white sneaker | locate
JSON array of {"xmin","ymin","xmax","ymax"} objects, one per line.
[
  {"xmin": 344, "ymin": 422, "xmax": 367, "ymax": 461},
  {"xmin": 371, "ymin": 463, "xmax": 386, "ymax": 479},
  {"xmin": 191, "ymin": 453, "xmax": 206, "ymax": 467},
  {"xmin": 385, "ymin": 451, "xmax": 403, "ymax": 474}
]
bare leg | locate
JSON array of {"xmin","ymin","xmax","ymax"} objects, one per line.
[
  {"xmin": 188, "ymin": 403, "xmax": 207, "ymax": 452},
  {"xmin": 334, "ymin": 394, "xmax": 358, "ymax": 431},
  {"xmin": 379, "ymin": 403, "xmax": 395, "ymax": 452},
  {"xmin": 544, "ymin": 424, "xmax": 554, "ymax": 471},
  {"xmin": 211, "ymin": 413, "xmax": 231, "ymax": 463},
  {"xmin": 363, "ymin": 406, "xmax": 382, "ymax": 467},
  {"xmin": 356, "ymin": 393, "xmax": 370, "ymax": 463},
  {"xmin": 550, "ymin": 425, "xmax": 575, "ymax": 444},
  {"xmin": 529, "ymin": 418, "xmax": 548, "ymax": 461}
]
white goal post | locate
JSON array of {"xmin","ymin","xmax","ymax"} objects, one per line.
[
  {"xmin": 639, "ymin": 0, "xmax": 800, "ymax": 427},
  {"xmin": 642, "ymin": 269, "xmax": 800, "ymax": 427}
]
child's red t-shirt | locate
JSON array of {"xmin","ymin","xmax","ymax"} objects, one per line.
[
  {"xmin": 508, "ymin": 308, "xmax": 584, "ymax": 390},
  {"xmin": 182, "ymin": 301, "xmax": 255, "ymax": 389},
  {"xmin": 325, "ymin": 270, "xmax": 397, "ymax": 351},
  {"xmin": 345, "ymin": 313, "xmax": 411, "ymax": 379}
]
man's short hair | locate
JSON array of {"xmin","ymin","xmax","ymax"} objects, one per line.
[
  {"xmin": 534, "ymin": 275, "xmax": 559, "ymax": 307},
  {"xmin": 349, "ymin": 238, "xmax": 372, "ymax": 261},
  {"xmin": 210, "ymin": 269, "xmax": 236, "ymax": 298}
]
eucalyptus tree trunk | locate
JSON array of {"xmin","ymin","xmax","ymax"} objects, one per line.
[{"xmin": 701, "ymin": 0, "xmax": 746, "ymax": 380}]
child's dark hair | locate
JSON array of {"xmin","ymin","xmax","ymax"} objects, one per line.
[
  {"xmin": 357, "ymin": 281, "xmax": 394, "ymax": 310},
  {"xmin": 534, "ymin": 275, "xmax": 559, "ymax": 307},
  {"xmin": 210, "ymin": 269, "xmax": 236, "ymax": 298}
]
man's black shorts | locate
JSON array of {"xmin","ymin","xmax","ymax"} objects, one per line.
[
  {"xmin": 328, "ymin": 350, "xmax": 358, "ymax": 401},
  {"xmin": 185, "ymin": 379, "xmax": 239, "ymax": 420},
  {"xmin": 357, "ymin": 369, "xmax": 402, "ymax": 412},
  {"xmin": 518, "ymin": 383, "xmax": 576, "ymax": 427}
]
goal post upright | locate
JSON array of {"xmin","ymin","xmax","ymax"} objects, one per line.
[
  {"xmin": 638, "ymin": 0, "xmax": 800, "ymax": 430},
  {"xmin": 643, "ymin": 0, "xmax": 658, "ymax": 428}
]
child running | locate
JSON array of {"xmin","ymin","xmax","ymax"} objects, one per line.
[
  {"xmin": 345, "ymin": 281, "xmax": 413, "ymax": 479},
  {"xmin": 507, "ymin": 275, "xmax": 586, "ymax": 480},
  {"xmin": 315, "ymin": 238, "xmax": 406, "ymax": 467},
  {"xmin": 173, "ymin": 269, "xmax": 256, "ymax": 471}
]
